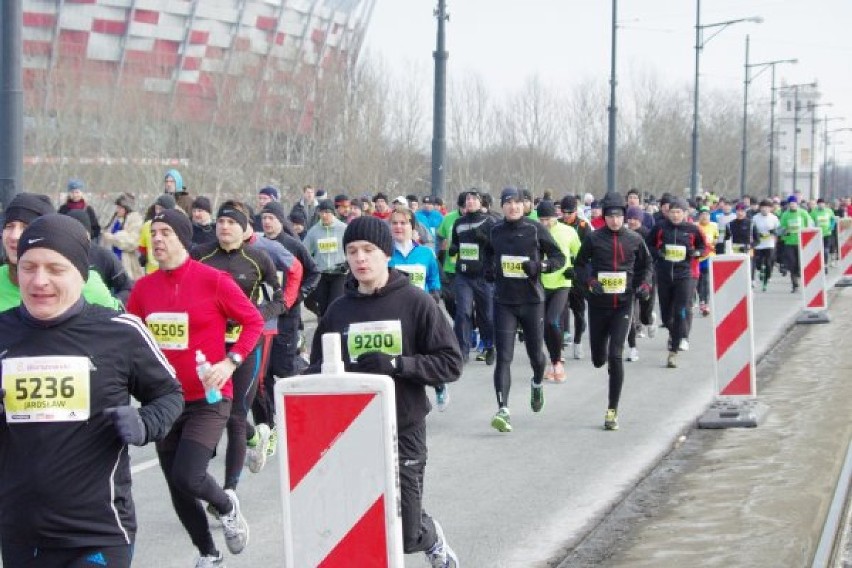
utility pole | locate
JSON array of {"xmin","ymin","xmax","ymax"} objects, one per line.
[
  {"xmin": 0, "ymin": 0, "xmax": 24, "ymax": 211},
  {"xmin": 430, "ymin": 0, "xmax": 448, "ymax": 200},
  {"xmin": 606, "ymin": 0, "xmax": 618, "ymax": 193},
  {"xmin": 739, "ymin": 35, "xmax": 750, "ymax": 199}
]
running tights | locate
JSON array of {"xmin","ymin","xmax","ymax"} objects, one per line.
[
  {"xmin": 493, "ymin": 302, "xmax": 546, "ymax": 409},
  {"xmin": 656, "ymin": 278, "xmax": 693, "ymax": 353},
  {"xmin": 588, "ymin": 302, "xmax": 632, "ymax": 410},
  {"xmin": 225, "ymin": 341, "xmax": 263, "ymax": 491},
  {"xmin": 544, "ymin": 288, "xmax": 570, "ymax": 363}
]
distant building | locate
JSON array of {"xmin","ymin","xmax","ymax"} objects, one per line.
[
  {"xmin": 21, "ymin": 0, "xmax": 376, "ymax": 132},
  {"xmin": 776, "ymin": 83, "xmax": 823, "ymax": 199}
]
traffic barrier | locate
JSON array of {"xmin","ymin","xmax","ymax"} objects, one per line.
[
  {"xmin": 698, "ymin": 254, "xmax": 768, "ymax": 428},
  {"xmin": 274, "ymin": 333, "xmax": 403, "ymax": 568},
  {"xmin": 836, "ymin": 218, "xmax": 852, "ymax": 288},
  {"xmin": 797, "ymin": 227, "xmax": 830, "ymax": 324}
]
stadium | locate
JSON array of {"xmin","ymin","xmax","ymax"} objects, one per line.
[{"xmin": 21, "ymin": 0, "xmax": 376, "ymax": 132}]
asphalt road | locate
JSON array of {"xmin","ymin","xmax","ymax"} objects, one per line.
[{"xmin": 121, "ymin": 265, "xmax": 836, "ymax": 568}]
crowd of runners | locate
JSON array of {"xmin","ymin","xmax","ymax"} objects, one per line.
[{"xmin": 1, "ymin": 170, "xmax": 849, "ymax": 567}]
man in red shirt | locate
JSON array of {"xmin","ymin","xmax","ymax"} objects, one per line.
[{"xmin": 126, "ymin": 210, "xmax": 263, "ymax": 567}]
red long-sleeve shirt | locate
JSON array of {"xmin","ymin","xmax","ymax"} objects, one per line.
[{"xmin": 127, "ymin": 257, "xmax": 264, "ymax": 402}]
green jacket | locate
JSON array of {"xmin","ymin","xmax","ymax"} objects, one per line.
[
  {"xmin": 0, "ymin": 264, "xmax": 122, "ymax": 312},
  {"xmin": 437, "ymin": 210, "xmax": 461, "ymax": 274},
  {"xmin": 810, "ymin": 207, "xmax": 835, "ymax": 237},
  {"xmin": 778, "ymin": 209, "xmax": 813, "ymax": 246},
  {"xmin": 541, "ymin": 222, "xmax": 581, "ymax": 290}
]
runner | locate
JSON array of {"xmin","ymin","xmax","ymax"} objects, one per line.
[
  {"xmin": 695, "ymin": 207, "xmax": 719, "ymax": 316},
  {"xmin": 724, "ymin": 203, "xmax": 759, "ymax": 281},
  {"xmin": 646, "ymin": 198, "xmax": 708, "ymax": 368},
  {"xmin": 0, "ymin": 214, "xmax": 182, "ymax": 568},
  {"xmin": 752, "ymin": 199, "xmax": 781, "ymax": 291},
  {"xmin": 574, "ymin": 194, "xmax": 653, "ymax": 430},
  {"xmin": 624, "ymin": 206, "xmax": 656, "ymax": 362},
  {"xmin": 778, "ymin": 195, "xmax": 814, "ymax": 292},
  {"xmin": 537, "ymin": 200, "xmax": 581, "ymax": 383},
  {"xmin": 811, "ymin": 198, "xmax": 836, "ymax": 270},
  {"xmin": 192, "ymin": 201, "xmax": 285, "ymax": 487},
  {"xmin": 484, "ymin": 188, "xmax": 566, "ymax": 432},
  {"xmin": 559, "ymin": 195, "xmax": 592, "ymax": 359},
  {"xmin": 127, "ymin": 210, "xmax": 263, "ymax": 566},
  {"xmin": 303, "ymin": 200, "xmax": 348, "ymax": 317},
  {"xmin": 307, "ymin": 216, "xmax": 462, "ymax": 568}
]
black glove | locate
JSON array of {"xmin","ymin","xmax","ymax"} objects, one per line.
[
  {"xmin": 447, "ymin": 244, "xmax": 459, "ymax": 257},
  {"xmin": 104, "ymin": 406, "xmax": 147, "ymax": 446},
  {"xmin": 355, "ymin": 352, "xmax": 399, "ymax": 377},
  {"xmin": 437, "ymin": 249, "xmax": 447, "ymax": 265},
  {"xmin": 522, "ymin": 260, "xmax": 542, "ymax": 279},
  {"xmin": 0, "ymin": 388, "xmax": 5, "ymax": 415},
  {"xmin": 588, "ymin": 279, "xmax": 605, "ymax": 295},
  {"xmin": 636, "ymin": 283, "xmax": 652, "ymax": 301}
]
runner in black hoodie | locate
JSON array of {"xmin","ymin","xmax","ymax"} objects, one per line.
[{"xmin": 307, "ymin": 216, "xmax": 462, "ymax": 568}]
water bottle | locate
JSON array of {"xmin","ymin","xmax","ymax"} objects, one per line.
[{"xmin": 195, "ymin": 350, "xmax": 222, "ymax": 404}]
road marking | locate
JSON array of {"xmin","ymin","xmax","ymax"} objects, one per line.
[{"xmin": 131, "ymin": 458, "xmax": 160, "ymax": 475}]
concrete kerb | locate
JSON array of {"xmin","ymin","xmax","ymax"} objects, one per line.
[{"xmin": 555, "ymin": 273, "xmax": 845, "ymax": 565}]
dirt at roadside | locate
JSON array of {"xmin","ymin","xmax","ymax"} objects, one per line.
[{"xmin": 557, "ymin": 289, "xmax": 852, "ymax": 568}]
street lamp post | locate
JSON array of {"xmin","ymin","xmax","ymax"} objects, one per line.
[
  {"xmin": 740, "ymin": 39, "xmax": 795, "ymax": 199},
  {"xmin": 606, "ymin": 0, "xmax": 618, "ymax": 193},
  {"xmin": 823, "ymin": 125, "xmax": 851, "ymax": 199},
  {"xmin": 430, "ymin": 0, "xmax": 449, "ymax": 200},
  {"xmin": 0, "ymin": 0, "xmax": 24, "ymax": 210},
  {"xmin": 807, "ymin": 102, "xmax": 832, "ymax": 197},
  {"xmin": 690, "ymin": 0, "xmax": 761, "ymax": 199}
]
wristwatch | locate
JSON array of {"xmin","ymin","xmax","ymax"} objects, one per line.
[{"xmin": 226, "ymin": 352, "xmax": 244, "ymax": 367}]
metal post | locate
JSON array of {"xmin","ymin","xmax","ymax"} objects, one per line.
[
  {"xmin": 792, "ymin": 87, "xmax": 800, "ymax": 194},
  {"xmin": 809, "ymin": 105, "xmax": 817, "ymax": 197},
  {"xmin": 740, "ymin": 35, "xmax": 750, "ymax": 200},
  {"xmin": 768, "ymin": 65, "xmax": 777, "ymax": 197},
  {"xmin": 823, "ymin": 118, "xmax": 830, "ymax": 199},
  {"xmin": 606, "ymin": 0, "xmax": 618, "ymax": 194},
  {"xmin": 0, "ymin": 0, "xmax": 24, "ymax": 211},
  {"xmin": 690, "ymin": 0, "xmax": 701, "ymax": 199},
  {"xmin": 430, "ymin": 0, "xmax": 448, "ymax": 200}
]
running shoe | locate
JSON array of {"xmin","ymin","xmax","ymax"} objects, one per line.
[
  {"xmin": 604, "ymin": 408, "xmax": 619, "ymax": 431},
  {"xmin": 195, "ymin": 552, "xmax": 225, "ymax": 568},
  {"xmin": 667, "ymin": 351, "xmax": 678, "ymax": 368},
  {"xmin": 646, "ymin": 313, "xmax": 657, "ymax": 338},
  {"xmin": 425, "ymin": 518, "xmax": 459, "ymax": 568},
  {"xmin": 679, "ymin": 339, "xmax": 689, "ymax": 351},
  {"xmin": 552, "ymin": 361, "xmax": 566, "ymax": 383},
  {"xmin": 221, "ymin": 489, "xmax": 249, "ymax": 554},
  {"xmin": 206, "ymin": 502, "xmax": 221, "ymax": 524},
  {"xmin": 475, "ymin": 349, "xmax": 487, "ymax": 362},
  {"xmin": 572, "ymin": 342, "xmax": 583, "ymax": 360},
  {"xmin": 530, "ymin": 381, "xmax": 545, "ymax": 413},
  {"xmin": 245, "ymin": 424, "xmax": 271, "ymax": 474},
  {"xmin": 266, "ymin": 429, "xmax": 277, "ymax": 458},
  {"xmin": 491, "ymin": 407, "xmax": 512, "ymax": 433},
  {"xmin": 562, "ymin": 331, "xmax": 572, "ymax": 346},
  {"xmin": 435, "ymin": 385, "xmax": 450, "ymax": 412},
  {"xmin": 627, "ymin": 347, "xmax": 639, "ymax": 362},
  {"xmin": 762, "ymin": 282, "xmax": 768, "ymax": 292},
  {"xmin": 484, "ymin": 347, "xmax": 495, "ymax": 366},
  {"xmin": 699, "ymin": 303, "xmax": 710, "ymax": 317},
  {"xmin": 543, "ymin": 363, "xmax": 556, "ymax": 382},
  {"xmin": 636, "ymin": 326, "xmax": 646, "ymax": 339}
]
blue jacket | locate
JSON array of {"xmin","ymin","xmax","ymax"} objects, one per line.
[{"xmin": 389, "ymin": 242, "xmax": 441, "ymax": 293}]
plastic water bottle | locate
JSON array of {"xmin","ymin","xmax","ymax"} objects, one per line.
[{"xmin": 195, "ymin": 350, "xmax": 222, "ymax": 404}]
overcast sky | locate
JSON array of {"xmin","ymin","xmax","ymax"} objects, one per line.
[{"xmin": 363, "ymin": 0, "xmax": 852, "ymax": 162}]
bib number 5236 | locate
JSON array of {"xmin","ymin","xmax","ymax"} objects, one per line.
[{"xmin": 14, "ymin": 376, "xmax": 75, "ymax": 400}]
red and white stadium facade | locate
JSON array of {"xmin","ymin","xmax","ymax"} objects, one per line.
[{"xmin": 21, "ymin": 0, "xmax": 376, "ymax": 132}]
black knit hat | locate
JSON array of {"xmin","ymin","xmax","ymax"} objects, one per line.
[
  {"xmin": 560, "ymin": 195, "xmax": 578, "ymax": 213},
  {"xmin": 500, "ymin": 187, "xmax": 521, "ymax": 206},
  {"xmin": 343, "ymin": 216, "xmax": 392, "ymax": 257},
  {"xmin": 600, "ymin": 192, "xmax": 627, "ymax": 216},
  {"xmin": 18, "ymin": 214, "xmax": 89, "ymax": 280},
  {"xmin": 258, "ymin": 186, "xmax": 280, "ymax": 201},
  {"xmin": 63, "ymin": 209, "xmax": 93, "ymax": 238},
  {"xmin": 115, "ymin": 192, "xmax": 135, "ymax": 212},
  {"xmin": 262, "ymin": 202, "xmax": 287, "ymax": 226},
  {"xmin": 669, "ymin": 197, "xmax": 690, "ymax": 211},
  {"xmin": 191, "ymin": 196, "xmax": 212, "ymax": 214},
  {"xmin": 317, "ymin": 199, "xmax": 335, "ymax": 213},
  {"xmin": 536, "ymin": 200, "xmax": 557, "ymax": 218},
  {"xmin": 216, "ymin": 204, "xmax": 248, "ymax": 231},
  {"xmin": 151, "ymin": 209, "xmax": 192, "ymax": 251},
  {"xmin": 155, "ymin": 194, "xmax": 176, "ymax": 210},
  {"xmin": 5, "ymin": 193, "xmax": 55, "ymax": 225}
]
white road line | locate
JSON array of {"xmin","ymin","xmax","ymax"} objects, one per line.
[{"xmin": 130, "ymin": 458, "xmax": 160, "ymax": 475}]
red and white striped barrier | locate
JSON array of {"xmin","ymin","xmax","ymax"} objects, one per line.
[
  {"xmin": 836, "ymin": 218, "xmax": 852, "ymax": 288},
  {"xmin": 274, "ymin": 333, "xmax": 403, "ymax": 568},
  {"xmin": 698, "ymin": 255, "xmax": 769, "ymax": 428},
  {"xmin": 797, "ymin": 227, "xmax": 831, "ymax": 324}
]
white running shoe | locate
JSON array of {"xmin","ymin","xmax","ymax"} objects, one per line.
[
  {"xmin": 679, "ymin": 339, "xmax": 690, "ymax": 351},
  {"xmin": 245, "ymin": 424, "xmax": 271, "ymax": 474},
  {"xmin": 572, "ymin": 343, "xmax": 583, "ymax": 360},
  {"xmin": 221, "ymin": 490, "xmax": 249, "ymax": 554},
  {"xmin": 195, "ymin": 552, "xmax": 224, "ymax": 568},
  {"xmin": 426, "ymin": 518, "xmax": 459, "ymax": 568},
  {"xmin": 627, "ymin": 347, "xmax": 639, "ymax": 362}
]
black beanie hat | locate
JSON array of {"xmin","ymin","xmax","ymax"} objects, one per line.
[
  {"xmin": 216, "ymin": 204, "xmax": 248, "ymax": 231},
  {"xmin": 17, "ymin": 214, "xmax": 89, "ymax": 280},
  {"xmin": 5, "ymin": 193, "xmax": 55, "ymax": 225},
  {"xmin": 155, "ymin": 194, "xmax": 176, "ymax": 210},
  {"xmin": 152, "ymin": 209, "xmax": 193, "ymax": 251},
  {"xmin": 191, "ymin": 196, "xmax": 212, "ymax": 214},
  {"xmin": 600, "ymin": 192, "xmax": 627, "ymax": 216},
  {"xmin": 560, "ymin": 195, "xmax": 578, "ymax": 213},
  {"xmin": 343, "ymin": 216, "xmax": 393, "ymax": 257},
  {"xmin": 261, "ymin": 202, "xmax": 287, "ymax": 226},
  {"xmin": 536, "ymin": 200, "xmax": 557, "ymax": 218},
  {"xmin": 63, "ymin": 209, "xmax": 93, "ymax": 238}
]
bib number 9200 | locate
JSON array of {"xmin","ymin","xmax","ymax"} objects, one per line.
[
  {"xmin": 14, "ymin": 376, "xmax": 75, "ymax": 400},
  {"xmin": 352, "ymin": 333, "xmax": 395, "ymax": 351}
]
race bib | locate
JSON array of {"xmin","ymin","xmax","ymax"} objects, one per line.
[
  {"xmin": 347, "ymin": 320, "xmax": 403, "ymax": 363},
  {"xmin": 663, "ymin": 244, "xmax": 687, "ymax": 262},
  {"xmin": 759, "ymin": 233, "xmax": 772, "ymax": 242},
  {"xmin": 788, "ymin": 219, "xmax": 800, "ymax": 232},
  {"xmin": 598, "ymin": 271, "xmax": 627, "ymax": 294},
  {"xmin": 501, "ymin": 255, "xmax": 530, "ymax": 279},
  {"xmin": 146, "ymin": 312, "xmax": 189, "ymax": 350},
  {"xmin": 225, "ymin": 321, "xmax": 242, "ymax": 344},
  {"xmin": 732, "ymin": 244, "xmax": 746, "ymax": 253},
  {"xmin": 459, "ymin": 243, "xmax": 479, "ymax": 261},
  {"xmin": 2, "ymin": 356, "xmax": 90, "ymax": 423},
  {"xmin": 317, "ymin": 237, "xmax": 338, "ymax": 254},
  {"xmin": 395, "ymin": 264, "xmax": 427, "ymax": 290}
]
